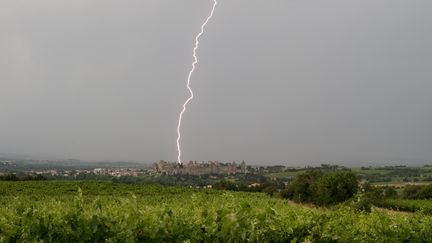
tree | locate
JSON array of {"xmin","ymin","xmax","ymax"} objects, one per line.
[
  {"xmin": 403, "ymin": 184, "xmax": 432, "ymax": 199},
  {"xmin": 282, "ymin": 171, "xmax": 322, "ymax": 203},
  {"xmin": 0, "ymin": 173, "xmax": 19, "ymax": 181},
  {"xmin": 312, "ymin": 172, "xmax": 358, "ymax": 206},
  {"xmin": 362, "ymin": 182, "xmax": 384, "ymax": 201},
  {"xmin": 383, "ymin": 186, "xmax": 397, "ymax": 198},
  {"xmin": 213, "ymin": 180, "xmax": 238, "ymax": 191}
]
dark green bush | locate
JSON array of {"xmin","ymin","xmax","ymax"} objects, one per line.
[{"xmin": 283, "ymin": 171, "xmax": 358, "ymax": 206}]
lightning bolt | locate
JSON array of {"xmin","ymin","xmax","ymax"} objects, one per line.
[{"xmin": 176, "ymin": 0, "xmax": 218, "ymax": 164}]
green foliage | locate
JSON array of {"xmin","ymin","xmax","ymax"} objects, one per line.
[
  {"xmin": 1, "ymin": 181, "xmax": 432, "ymax": 241},
  {"xmin": 403, "ymin": 184, "xmax": 432, "ymax": 199},
  {"xmin": 383, "ymin": 186, "xmax": 398, "ymax": 198},
  {"xmin": 212, "ymin": 179, "xmax": 283, "ymax": 196},
  {"xmin": 349, "ymin": 192, "xmax": 374, "ymax": 213},
  {"xmin": 378, "ymin": 199, "xmax": 432, "ymax": 214},
  {"xmin": 282, "ymin": 171, "xmax": 322, "ymax": 203},
  {"xmin": 362, "ymin": 183, "xmax": 384, "ymax": 201},
  {"xmin": 213, "ymin": 179, "xmax": 239, "ymax": 191},
  {"xmin": 348, "ymin": 183, "xmax": 402, "ymax": 213},
  {"xmin": 0, "ymin": 173, "xmax": 47, "ymax": 181},
  {"xmin": 313, "ymin": 172, "xmax": 358, "ymax": 206},
  {"xmin": 282, "ymin": 171, "xmax": 358, "ymax": 206},
  {"xmin": 348, "ymin": 183, "xmax": 392, "ymax": 213}
]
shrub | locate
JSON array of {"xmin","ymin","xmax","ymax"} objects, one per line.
[
  {"xmin": 283, "ymin": 171, "xmax": 358, "ymax": 206},
  {"xmin": 312, "ymin": 172, "xmax": 358, "ymax": 206}
]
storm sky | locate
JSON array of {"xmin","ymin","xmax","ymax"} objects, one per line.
[{"xmin": 1, "ymin": 0, "xmax": 431, "ymax": 165}]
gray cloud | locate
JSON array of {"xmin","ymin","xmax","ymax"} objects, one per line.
[{"xmin": 1, "ymin": 0, "xmax": 431, "ymax": 165}]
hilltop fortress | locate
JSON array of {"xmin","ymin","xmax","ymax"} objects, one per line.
[{"xmin": 153, "ymin": 160, "xmax": 247, "ymax": 175}]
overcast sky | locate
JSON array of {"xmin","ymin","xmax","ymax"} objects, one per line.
[{"xmin": 1, "ymin": 0, "xmax": 431, "ymax": 165}]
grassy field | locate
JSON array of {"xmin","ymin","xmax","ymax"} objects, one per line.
[
  {"xmin": 264, "ymin": 170, "xmax": 302, "ymax": 179},
  {"xmin": 1, "ymin": 181, "xmax": 432, "ymax": 242}
]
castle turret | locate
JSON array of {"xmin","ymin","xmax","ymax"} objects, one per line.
[{"xmin": 240, "ymin": 160, "xmax": 246, "ymax": 173}]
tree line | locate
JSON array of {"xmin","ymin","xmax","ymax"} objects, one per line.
[{"xmin": 0, "ymin": 173, "xmax": 47, "ymax": 181}]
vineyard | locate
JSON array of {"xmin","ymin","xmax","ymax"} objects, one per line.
[
  {"xmin": 1, "ymin": 181, "xmax": 432, "ymax": 242},
  {"xmin": 378, "ymin": 199, "xmax": 432, "ymax": 214}
]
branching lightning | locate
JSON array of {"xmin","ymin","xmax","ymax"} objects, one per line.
[{"xmin": 176, "ymin": 0, "xmax": 218, "ymax": 164}]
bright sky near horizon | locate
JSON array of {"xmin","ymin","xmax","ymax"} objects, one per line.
[{"xmin": 1, "ymin": 0, "xmax": 431, "ymax": 165}]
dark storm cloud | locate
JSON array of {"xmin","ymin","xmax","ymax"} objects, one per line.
[{"xmin": 1, "ymin": 0, "xmax": 431, "ymax": 165}]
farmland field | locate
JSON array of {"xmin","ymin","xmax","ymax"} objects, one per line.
[
  {"xmin": 1, "ymin": 181, "xmax": 432, "ymax": 242},
  {"xmin": 378, "ymin": 199, "xmax": 432, "ymax": 214}
]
